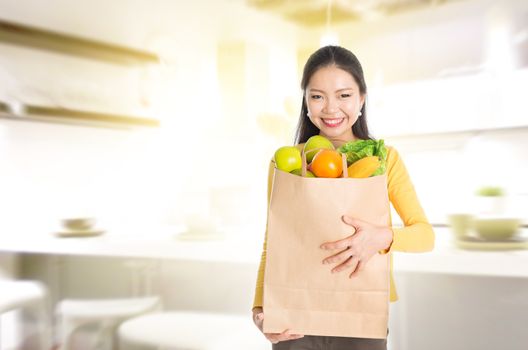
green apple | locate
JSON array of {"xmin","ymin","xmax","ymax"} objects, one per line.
[
  {"xmin": 303, "ymin": 135, "xmax": 335, "ymax": 163},
  {"xmin": 290, "ymin": 168, "xmax": 315, "ymax": 177},
  {"xmin": 274, "ymin": 146, "xmax": 302, "ymax": 172}
]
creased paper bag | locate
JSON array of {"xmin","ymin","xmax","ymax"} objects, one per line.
[{"xmin": 263, "ymin": 166, "xmax": 390, "ymax": 339}]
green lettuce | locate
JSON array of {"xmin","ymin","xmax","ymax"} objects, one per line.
[{"xmin": 337, "ymin": 139, "xmax": 388, "ymax": 176}]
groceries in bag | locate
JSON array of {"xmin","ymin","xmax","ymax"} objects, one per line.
[{"xmin": 273, "ymin": 136, "xmax": 388, "ymax": 178}]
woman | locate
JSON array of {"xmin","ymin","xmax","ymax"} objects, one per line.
[{"xmin": 252, "ymin": 45, "xmax": 435, "ymax": 349}]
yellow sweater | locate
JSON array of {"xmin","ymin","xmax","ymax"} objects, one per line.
[{"xmin": 252, "ymin": 145, "xmax": 435, "ymax": 309}]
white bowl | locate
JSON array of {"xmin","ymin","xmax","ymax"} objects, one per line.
[
  {"xmin": 447, "ymin": 213, "xmax": 474, "ymax": 238},
  {"xmin": 62, "ymin": 217, "xmax": 96, "ymax": 231},
  {"xmin": 473, "ymin": 218, "xmax": 521, "ymax": 240}
]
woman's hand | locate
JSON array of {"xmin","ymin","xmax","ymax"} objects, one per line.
[
  {"xmin": 252, "ymin": 307, "xmax": 304, "ymax": 344},
  {"xmin": 320, "ymin": 215, "xmax": 393, "ymax": 278}
]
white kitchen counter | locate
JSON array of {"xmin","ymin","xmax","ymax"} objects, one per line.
[
  {"xmin": 393, "ymin": 228, "xmax": 528, "ymax": 278},
  {"xmin": 0, "ymin": 225, "xmax": 264, "ymax": 264},
  {"xmin": 0, "ymin": 225, "xmax": 527, "ymax": 278}
]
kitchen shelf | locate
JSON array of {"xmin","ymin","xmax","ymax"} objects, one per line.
[
  {"xmin": 0, "ymin": 103, "xmax": 159, "ymax": 128},
  {"xmin": 384, "ymin": 124, "xmax": 528, "ymax": 141},
  {"xmin": 0, "ymin": 18, "xmax": 160, "ymax": 65},
  {"xmin": 0, "ymin": 101, "xmax": 8, "ymax": 113}
]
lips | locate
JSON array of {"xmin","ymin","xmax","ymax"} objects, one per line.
[{"xmin": 322, "ymin": 118, "xmax": 344, "ymax": 127}]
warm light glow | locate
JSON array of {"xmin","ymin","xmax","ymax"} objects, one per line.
[
  {"xmin": 320, "ymin": 32, "xmax": 339, "ymax": 47},
  {"xmin": 320, "ymin": 0, "xmax": 339, "ymax": 46},
  {"xmin": 486, "ymin": 8, "xmax": 515, "ymax": 73}
]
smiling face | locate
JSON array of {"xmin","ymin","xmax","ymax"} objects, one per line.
[{"xmin": 305, "ymin": 65, "xmax": 365, "ymax": 144}]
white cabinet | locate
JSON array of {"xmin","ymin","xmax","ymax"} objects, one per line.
[
  {"xmin": 369, "ymin": 69, "xmax": 528, "ymax": 137},
  {"xmin": 498, "ymin": 68, "xmax": 528, "ymax": 128},
  {"xmin": 0, "ymin": 18, "xmax": 160, "ymax": 127}
]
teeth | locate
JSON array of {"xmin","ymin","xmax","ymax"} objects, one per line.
[{"xmin": 324, "ymin": 118, "xmax": 343, "ymax": 125}]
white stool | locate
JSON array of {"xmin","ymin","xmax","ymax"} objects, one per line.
[
  {"xmin": 56, "ymin": 296, "xmax": 161, "ymax": 350},
  {"xmin": 0, "ymin": 280, "xmax": 50, "ymax": 350},
  {"xmin": 118, "ymin": 311, "xmax": 269, "ymax": 350}
]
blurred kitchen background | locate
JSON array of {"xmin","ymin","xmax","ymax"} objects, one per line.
[{"xmin": 0, "ymin": 0, "xmax": 527, "ymax": 349}]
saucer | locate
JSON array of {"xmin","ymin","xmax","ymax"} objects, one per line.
[
  {"xmin": 455, "ymin": 235, "xmax": 528, "ymax": 251},
  {"xmin": 54, "ymin": 229, "xmax": 106, "ymax": 238}
]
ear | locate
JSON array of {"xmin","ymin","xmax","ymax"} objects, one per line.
[{"xmin": 359, "ymin": 94, "xmax": 366, "ymax": 110}]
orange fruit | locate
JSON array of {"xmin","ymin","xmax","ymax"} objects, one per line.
[{"xmin": 310, "ymin": 149, "xmax": 343, "ymax": 178}]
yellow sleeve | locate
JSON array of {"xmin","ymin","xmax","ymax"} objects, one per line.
[
  {"xmin": 384, "ymin": 146, "xmax": 435, "ymax": 253},
  {"xmin": 252, "ymin": 159, "xmax": 275, "ymax": 309}
]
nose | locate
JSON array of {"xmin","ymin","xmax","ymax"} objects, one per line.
[{"xmin": 323, "ymin": 97, "xmax": 338, "ymax": 114}]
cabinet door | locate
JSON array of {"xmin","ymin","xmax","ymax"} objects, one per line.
[
  {"xmin": 370, "ymin": 74, "xmax": 495, "ymax": 137},
  {"xmin": 413, "ymin": 74, "xmax": 494, "ymax": 133},
  {"xmin": 369, "ymin": 83, "xmax": 414, "ymax": 137},
  {"xmin": 499, "ymin": 69, "xmax": 528, "ymax": 128}
]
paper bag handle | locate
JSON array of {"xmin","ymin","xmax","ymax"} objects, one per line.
[
  {"xmin": 301, "ymin": 148, "xmax": 348, "ymax": 178},
  {"xmin": 341, "ymin": 153, "xmax": 348, "ymax": 178}
]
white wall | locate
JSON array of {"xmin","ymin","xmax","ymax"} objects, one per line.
[
  {"xmin": 2, "ymin": 0, "xmax": 526, "ymax": 231},
  {"xmin": 0, "ymin": 0, "xmax": 300, "ymax": 233},
  {"xmin": 327, "ymin": 0, "xmax": 528, "ymax": 83},
  {"xmin": 387, "ymin": 128, "xmax": 528, "ymax": 225},
  {"xmin": 321, "ymin": 0, "xmax": 528, "ymax": 224}
]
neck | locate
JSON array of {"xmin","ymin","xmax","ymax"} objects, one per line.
[{"xmin": 320, "ymin": 133, "xmax": 356, "ymax": 148}]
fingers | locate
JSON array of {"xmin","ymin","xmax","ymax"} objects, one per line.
[
  {"xmin": 320, "ymin": 216, "xmax": 377, "ymax": 277},
  {"xmin": 342, "ymin": 215, "xmax": 367, "ymax": 228},
  {"xmin": 331, "ymin": 255, "xmax": 359, "ymax": 274},
  {"xmin": 349, "ymin": 260, "xmax": 365, "ymax": 278},
  {"xmin": 320, "ymin": 236, "xmax": 352, "ymax": 251},
  {"xmin": 256, "ymin": 316, "xmax": 304, "ymax": 344},
  {"xmin": 320, "ymin": 216, "xmax": 363, "ymax": 251},
  {"xmin": 322, "ymin": 247, "xmax": 353, "ymax": 265},
  {"xmin": 254, "ymin": 312, "xmax": 264, "ymax": 327},
  {"xmin": 265, "ymin": 329, "xmax": 304, "ymax": 344},
  {"xmin": 253, "ymin": 312, "xmax": 264, "ymax": 332}
]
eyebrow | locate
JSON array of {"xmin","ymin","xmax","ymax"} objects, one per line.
[{"xmin": 308, "ymin": 88, "xmax": 355, "ymax": 93}]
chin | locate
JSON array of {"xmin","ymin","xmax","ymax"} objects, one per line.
[{"xmin": 321, "ymin": 127, "xmax": 349, "ymax": 138}]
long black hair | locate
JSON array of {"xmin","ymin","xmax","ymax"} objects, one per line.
[{"xmin": 294, "ymin": 45, "xmax": 373, "ymax": 144}]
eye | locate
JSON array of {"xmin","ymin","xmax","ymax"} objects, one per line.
[
  {"xmin": 310, "ymin": 95, "xmax": 322, "ymax": 100},
  {"xmin": 340, "ymin": 93, "xmax": 351, "ymax": 98}
]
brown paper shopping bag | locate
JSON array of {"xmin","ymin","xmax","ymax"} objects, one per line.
[{"xmin": 263, "ymin": 152, "xmax": 391, "ymax": 339}]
